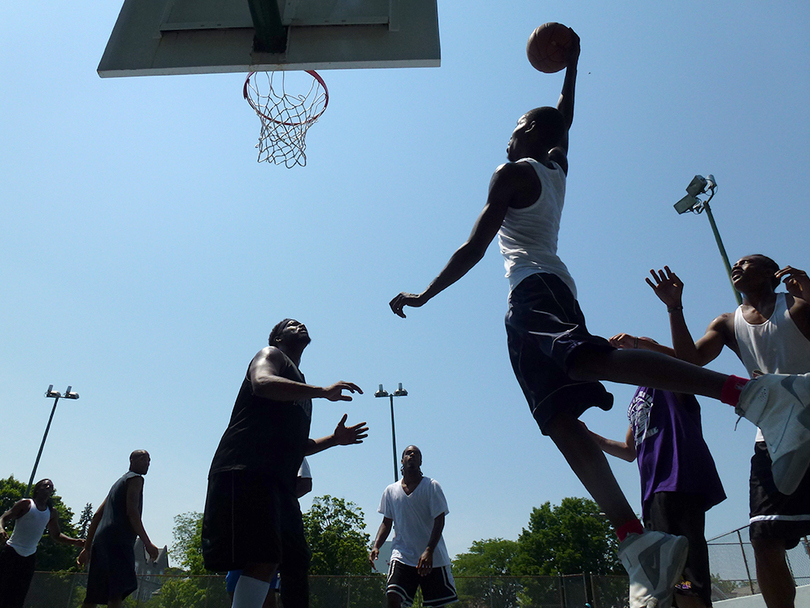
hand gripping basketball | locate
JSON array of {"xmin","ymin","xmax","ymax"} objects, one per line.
[{"xmin": 527, "ymin": 23, "xmax": 577, "ymax": 73}]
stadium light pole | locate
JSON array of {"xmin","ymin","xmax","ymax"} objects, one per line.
[
  {"xmin": 26, "ymin": 385, "xmax": 79, "ymax": 497},
  {"xmin": 375, "ymin": 383, "xmax": 408, "ymax": 483},
  {"xmin": 673, "ymin": 174, "xmax": 742, "ymax": 306}
]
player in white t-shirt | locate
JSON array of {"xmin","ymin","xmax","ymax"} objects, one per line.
[{"xmin": 369, "ymin": 446, "xmax": 457, "ymax": 608}]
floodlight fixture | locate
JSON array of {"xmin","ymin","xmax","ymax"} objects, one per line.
[
  {"xmin": 671, "ymin": 174, "xmax": 740, "ymax": 305},
  {"xmin": 27, "ymin": 385, "xmax": 80, "ymax": 497},
  {"xmin": 376, "ymin": 383, "xmax": 408, "ymax": 482}
]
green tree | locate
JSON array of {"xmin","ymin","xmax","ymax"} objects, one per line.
[
  {"xmin": 453, "ymin": 538, "xmax": 523, "ymax": 608},
  {"xmin": 517, "ymin": 497, "xmax": 622, "ymax": 576},
  {"xmin": 170, "ymin": 511, "xmax": 206, "ymax": 574},
  {"xmin": 77, "ymin": 502, "xmax": 94, "ymax": 538},
  {"xmin": 303, "ymin": 495, "xmax": 372, "ymax": 575},
  {"xmin": 0, "ymin": 475, "xmax": 81, "ymax": 571}
]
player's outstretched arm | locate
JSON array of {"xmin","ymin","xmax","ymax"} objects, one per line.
[
  {"xmin": 582, "ymin": 422, "xmax": 636, "ymax": 462},
  {"xmin": 306, "ymin": 414, "xmax": 369, "ymax": 455},
  {"xmin": 390, "ymin": 163, "xmax": 531, "ymax": 318},
  {"xmin": 252, "ymin": 348, "xmax": 362, "ymax": 401}
]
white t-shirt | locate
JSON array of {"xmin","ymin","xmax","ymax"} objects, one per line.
[
  {"xmin": 378, "ymin": 477, "xmax": 451, "ymax": 567},
  {"xmin": 298, "ymin": 457, "xmax": 311, "ymax": 480}
]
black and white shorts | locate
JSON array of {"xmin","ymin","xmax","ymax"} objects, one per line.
[
  {"xmin": 749, "ymin": 442, "xmax": 810, "ymax": 549},
  {"xmin": 505, "ymin": 273, "xmax": 614, "ymax": 434},
  {"xmin": 386, "ymin": 560, "xmax": 457, "ymax": 607}
]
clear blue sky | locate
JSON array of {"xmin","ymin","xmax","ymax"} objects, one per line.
[{"xmin": 2, "ymin": 0, "xmax": 808, "ymax": 563}]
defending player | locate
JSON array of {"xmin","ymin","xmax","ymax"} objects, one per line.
[
  {"xmin": 647, "ymin": 259, "xmax": 810, "ymax": 608},
  {"xmin": 369, "ymin": 446, "xmax": 457, "ymax": 608},
  {"xmin": 388, "ymin": 29, "xmax": 810, "ymax": 608}
]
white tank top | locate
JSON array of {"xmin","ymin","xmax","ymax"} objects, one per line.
[
  {"xmin": 8, "ymin": 499, "xmax": 51, "ymax": 557},
  {"xmin": 497, "ymin": 159, "xmax": 577, "ymax": 298},
  {"xmin": 733, "ymin": 293, "xmax": 810, "ymax": 375},
  {"xmin": 734, "ymin": 293, "xmax": 810, "ymax": 443}
]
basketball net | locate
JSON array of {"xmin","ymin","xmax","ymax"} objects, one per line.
[{"xmin": 243, "ymin": 70, "xmax": 329, "ymax": 168}]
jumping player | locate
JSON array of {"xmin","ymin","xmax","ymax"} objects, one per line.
[{"xmin": 388, "ymin": 29, "xmax": 810, "ymax": 608}]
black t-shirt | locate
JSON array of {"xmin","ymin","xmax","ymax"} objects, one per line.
[{"xmin": 208, "ymin": 348, "xmax": 312, "ymax": 488}]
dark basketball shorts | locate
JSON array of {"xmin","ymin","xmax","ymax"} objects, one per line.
[
  {"xmin": 644, "ymin": 492, "xmax": 712, "ymax": 606},
  {"xmin": 84, "ymin": 538, "xmax": 138, "ymax": 604},
  {"xmin": 202, "ymin": 469, "xmax": 310, "ymax": 573},
  {"xmin": 749, "ymin": 442, "xmax": 810, "ymax": 549},
  {"xmin": 386, "ymin": 560, "xmax": 457, "ymax": 608},
  {"xmin": 505, "ymin": 273, "xmax": 614, "ymax": 434},
  {"xmin": 0, "ymin": 544, "xmax": 36, "ymax": 608}
]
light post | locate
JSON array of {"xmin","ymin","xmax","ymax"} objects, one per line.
[
  {"xmin": 26, "ymin": 385, "xmax": 79, "ymax": 497},
  {"xmin": 374, "ymin": 383, "xmax": 408, "ymax": 483},
  {"xmin": 673, "ymin": 174, "xmax": 741, "ymax": 306}
]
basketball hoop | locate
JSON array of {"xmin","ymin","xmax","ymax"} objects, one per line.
[{"xmin": 243, "ymin": 70, "xmax": 329, "ymax": 168}]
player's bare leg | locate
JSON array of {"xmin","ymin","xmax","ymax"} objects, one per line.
[
  {"xmin": 569, "ymin": 349, "xmax": 727, "ymax": 401},
  {"xmin": 545, "ymin": 411, "xmax": 637, "ymax": 528},
  {"xmin": 752, "ymin": 539, "xmax": 795, "ymax": 608}
]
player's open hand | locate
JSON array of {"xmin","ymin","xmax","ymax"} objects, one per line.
[
  {"xmin": 645, "ymin": 266, "xmax": 684, "ymax": 309},
  {"xmin": 322, "ymin": 382, "xmax": 363, "ymax": 402},
  {"xmin": 390, "ymin": 292, "xmax": 424, "ymax": 318},
  {"xmin": 776, "ymin": 266, "xmax": 809, "ymax": 301},
  {"xmin": 77, "ymin": 547, "xmax": 90, "ymax": 567},
  {"xmin": 333, "ymin": 414, "xmax": 369, "ymax": 445}
]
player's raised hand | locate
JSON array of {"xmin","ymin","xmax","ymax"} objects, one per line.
[
  {"xmin": 333, "ymin": 413, "xmax": 369, "ymax": 445},
  {"xmin": 322, "ymin": 382, "xmax": 363, "ymax": 402},
  {"xmin": 390, "ymin": 292, "xmax": 425, "ymax": 318},
  {"xmin": 776, "ymin": 266, "xmax": 810, "ymax": 301},
  {"xmin": 646, "ymin": 266, "xmax": 684, "ymax": 309}
]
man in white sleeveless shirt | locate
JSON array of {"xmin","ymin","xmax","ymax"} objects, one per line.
[
  {"xmin": 0, "ymin": 479, "xmax": 84, "ymax": 608},
  {"xmin": 647, "ymin": 256, "xmax": 810, "ymax": 608},
  {"xmin": 388, "ymin": 27, "xmax": 810, "ymax": 608}
]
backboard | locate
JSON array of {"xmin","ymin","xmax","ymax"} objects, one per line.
[{"xmin": 98, "ymin": 0, "xmax": 441, "ymax": 77}]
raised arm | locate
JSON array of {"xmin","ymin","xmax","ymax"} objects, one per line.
[
  {"xmin": 556, "ymin": 28, "xmax": 580, "ymax": 133},
  {"xmin": 250, "ymin": 348, "xmax": 362, "ymax": 402},
  {"xmin": 368, "ymin": 517, "xmax": 393, "ymax": 567},
  {"xmin": 646, "ymin": 266, "xmax": 730, "ymax": 365},
  {"xmin": 390, "ymin": 162, "xmax": 536, "ymax": 317}
]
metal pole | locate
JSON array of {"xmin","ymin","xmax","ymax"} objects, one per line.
[
  {"xmin": 737, "ymin": 529, "xmax": 755, "ymax": 595},
  {"xmin": 390, "ymin": 394, "xmax": 398, "ymax": 483},
  {"xmin": 26, "ymin": 394, "xmax": 60, "ymax": 497},
  {"xmin": 703, "ymin": 201, "xmax": 742, "ymax": 305}
]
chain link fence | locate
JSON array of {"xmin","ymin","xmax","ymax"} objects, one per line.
[{"xmin": 20, "ymin": 528, "xmax": 810, "ymax": 608}]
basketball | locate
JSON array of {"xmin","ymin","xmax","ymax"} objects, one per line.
[{"xmin": 526, "ymin": 23, "xmax": 574, "ymax": 73}]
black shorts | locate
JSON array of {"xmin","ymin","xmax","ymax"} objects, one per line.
[
  {"xmin": 202, "ymin": 469, "xmax": 310, "ymax": 573},
  {"xmin": 386, "ymin": 560, "xmax": 457, "ymax": 608},
  {"xmin": 505, "ymin": 273, "xmax": 614, "ymax": 433},
  {"xmin": 644, "ymin": 492, "xmax": 712, "ymax": 606},
  {"xmin": 749, "ymin": 442, "xmax": 810, "ymax": 549},
  {"xmin": 0, "ymin": 544, "xmax": 36, "ymax": 608},
  {"xmin": 84, "ymin": 539, "xmax": 138, "ymax": 604}
]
